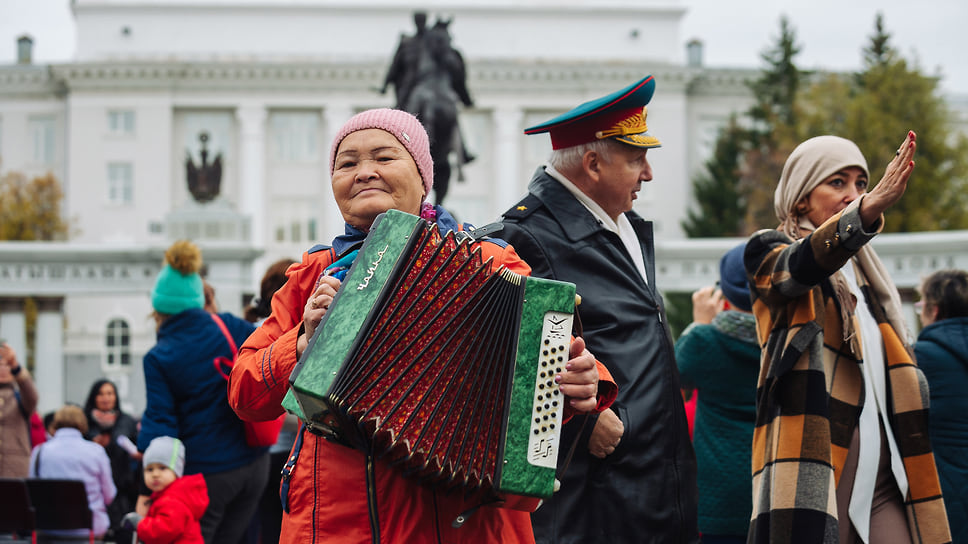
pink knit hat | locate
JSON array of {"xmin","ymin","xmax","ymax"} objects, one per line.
[{"xmin": 329, "ymin": 108, "xmax": 434, "ymax": 196}]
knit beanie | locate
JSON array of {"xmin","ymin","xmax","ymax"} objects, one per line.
[
  {"xmin": 143, "ymin": 436, "xmax": 186, "ymax": 478},
  {"xmin": 719, "ymin": 242, "xmax": 753, "ymax": 312},
  {"xmin": 329, "ymin": 108, "xmax": 434, "ymax": 196},
  {"xmin": 151, "ymin": 240, "xmax": 205, "ymax": 315}
]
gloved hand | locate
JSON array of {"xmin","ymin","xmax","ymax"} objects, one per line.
[{"xmin": 121, "ymin": 512, "xmax": 142, "ymax": 531}]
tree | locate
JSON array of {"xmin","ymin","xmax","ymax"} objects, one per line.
[
  {"xmin": 0, "ymin": 170, "xmax": 70, "ymax": 240},
  {"xmin": 739, "ymin": 16, "xmax": 807, "ymax": 232},
  {"xmin": 798, "ymin": 13, "xmax": 968, "ymax": 231},
  {"xmin": 682, "ymin": 117, "xmax": 751, "ymax": 237},
  {"xmin": 747, "ymin": 16, "xmax": 804, "ymax": 139},
  {"xmin": 0, "ymin": 169, "xmax": 71, "ymax": 370}
]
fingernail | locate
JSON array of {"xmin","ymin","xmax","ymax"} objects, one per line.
[
  {"xmin": 909, "ymin": 141, "xmax": 915, "ymax": 148},
  {"xmin": 910, "ymin": 160, "xmax": 915, "ymax": 167},
  {"xmin": 554, "ymin": 374, "xmax": 562, "ymax": 383},
  {"xmin": 565, "ymin": 363, "xmax": 572, "ymax": 370},
  {"xmin": 909, "ymin": 130, "xmax": 915, "ymax": 138}
]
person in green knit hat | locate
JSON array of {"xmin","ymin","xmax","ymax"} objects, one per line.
[
  {"xmin": 138, "ymin": 239, "xmax": 267, "ymax": 544},
  {"xmin": 675, "ymin": 242, "xmax": 760, "ymax": 544}
]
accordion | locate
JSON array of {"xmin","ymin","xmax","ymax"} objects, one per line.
[{"xmin": 282, "ymin": 209, "xmax": 576, "ymax": 508}]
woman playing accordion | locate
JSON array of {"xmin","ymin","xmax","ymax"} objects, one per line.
[{"xmin": 227, "ymin": 109, "xmax": 616, "ymax": 544}]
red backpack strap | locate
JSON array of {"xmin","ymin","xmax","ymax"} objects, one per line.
[{"xmin": 211, "ymin": 313, "xmax": 237, "ymax": 380}]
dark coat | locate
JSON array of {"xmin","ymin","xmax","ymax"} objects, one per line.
[
  {"xmin": 915, "ymin": 316, "xmax": 968, "ymax": 543},
  {"xmin": 139, "ymin": 308, "xmax": 263, "ymax": 475},
  {"xmin": 500, "ymin": 168, "xmax": 698, "ymax": 544}
]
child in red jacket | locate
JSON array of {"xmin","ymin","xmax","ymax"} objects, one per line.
[{"xmin": 124, "ymin": 436, "xmax": 209, "ymax": 544}]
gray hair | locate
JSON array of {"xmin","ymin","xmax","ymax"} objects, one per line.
[{"xmin": 548, "ymin": 139, "xmax": 616, "ymax": 172}]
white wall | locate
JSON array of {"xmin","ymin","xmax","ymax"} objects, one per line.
[{"xmin": 72, "ymin": 0, "xmax": 687, "ymax": 64}]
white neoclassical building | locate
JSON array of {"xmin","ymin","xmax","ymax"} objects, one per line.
[{"xmin": 1, "ymin": 0, "xmax": 966, "ymax": 415}]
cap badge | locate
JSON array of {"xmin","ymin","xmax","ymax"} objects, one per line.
[{"xmin": 595, "ymin": 107, "xmax": 648, "ymax": 140}]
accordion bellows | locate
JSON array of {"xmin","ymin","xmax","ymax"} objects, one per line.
[{"xmin": 283, "ymin": 210, "xmax": 576, "ymax": 507}]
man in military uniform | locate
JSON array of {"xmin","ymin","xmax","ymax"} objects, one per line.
[{"xmin": 499, "ymin": 76, "xmax": 699, "ymax": 544}]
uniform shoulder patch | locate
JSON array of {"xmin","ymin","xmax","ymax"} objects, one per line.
[{"xmin": 502, "ymin": 194, "xmax": 543, "ymax": 220}]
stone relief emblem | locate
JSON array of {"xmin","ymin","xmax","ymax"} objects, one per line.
[{"xmin": 185, "ymin": 132, "xmax": 223, "ymax": 203}]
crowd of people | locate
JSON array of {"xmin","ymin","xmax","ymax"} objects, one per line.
[{"xmin": 1, "ymin": 72, "xmax": 967, "ymax": 544}]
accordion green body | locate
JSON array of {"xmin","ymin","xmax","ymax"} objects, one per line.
[{"xmin": 282, "ymin": 209, "xmax": 575, "ymax": 505}]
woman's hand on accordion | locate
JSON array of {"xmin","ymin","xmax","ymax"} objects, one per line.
[
  {"xmin": 296, "ymin": 275, "xmax": 342, "ymax": 358},
  {"xmin": 558, "ymin": 336, "xmax": 599, "ymax": 413}
]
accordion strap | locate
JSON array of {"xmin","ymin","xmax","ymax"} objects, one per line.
[{"xmin": 455, "ymin": 221, "xmax": 504, "ymax": 243}]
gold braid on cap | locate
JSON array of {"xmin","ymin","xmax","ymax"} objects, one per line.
[{"xmin": 595, "ymin": 107, "xmax": 648, "ymax": 140}]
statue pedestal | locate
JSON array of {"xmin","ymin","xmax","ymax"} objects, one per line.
[{"xmin": 165, "ymin": 198, "xmax": 251, "ymax": 243}]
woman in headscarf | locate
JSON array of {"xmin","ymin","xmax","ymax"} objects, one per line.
[
  {"xmin": 227, "ymin": 108, "xmax": 616, "ymax": 544},
  {"xmin": 744, "ymin": 131, "xmax": 950, "ymax": 544}
]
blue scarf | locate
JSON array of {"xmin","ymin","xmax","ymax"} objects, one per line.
[{"xmin": 325, "ymin": 205, "xmax": 465, "ymax": 280}]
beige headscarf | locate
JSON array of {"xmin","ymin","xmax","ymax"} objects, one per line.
[{"xmin": 774, "ymin": 135, "xmax": 910, "ymax": 345}]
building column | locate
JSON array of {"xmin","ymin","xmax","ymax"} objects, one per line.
[
  {"xmin": 236, "ymin": 105, "xmax": 268, "ymax": 249},
  {"xmin": 34, "ymin": 297, "xmax": 64, "ymax": 415},
  {"xmin": 0, "ymin": 297, "xmax": 27, "ymax": 363},
  {"xmin": 323, "ymin": 106, "xmax": 354, "ymax": 235},
  {"xmin": 492, "ymin": 107, "xmax": 524, "ymax": 211}
]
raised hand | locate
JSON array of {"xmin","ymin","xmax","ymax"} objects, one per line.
[{"xmin": 860, "ymin": 130, "xmax": 917, "ymax": 228}]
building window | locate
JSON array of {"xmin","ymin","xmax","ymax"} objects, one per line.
[
  {"xmin": 307, "ymin": 218, "xmax": 317, "ymax": 241},
  {"xmin": 107, "ymin": 162, "xmax": 134, "ymax": 204},
  {"xmin": 107, "ymin": 110, "xmax": 136, "ymax": 136},
  {"xmin": 29, "ymin": 116, "xmax": 56, "ymax": 165},
  {"xmin": 270, "ymin": 112, "xmax": 319, "ymax": 163},
  {"xmin": 105, "ymin": 319, "xmax": 131, "ymax": 367}
]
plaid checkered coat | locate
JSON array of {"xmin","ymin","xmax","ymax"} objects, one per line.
[{"xmin": 744, "ymin": 203, "xmax": 950, "ymax": 544}]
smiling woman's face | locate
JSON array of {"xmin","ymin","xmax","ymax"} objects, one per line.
[{"xmin": 331, "ymin": 129, "xmax": 425, "ymax": 230}]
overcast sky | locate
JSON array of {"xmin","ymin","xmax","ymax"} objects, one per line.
[
  {"xmin": 1, "ymin": 0, "xmax": 965, "ymax": 95},
  {"xmin": 679, "ymin": 0, "xmax": 968, "ymax": 95}
]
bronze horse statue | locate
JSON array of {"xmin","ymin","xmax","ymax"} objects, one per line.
[{"xmin": 400, "ymin": 19, "xmax": 473, "ymax": 206}]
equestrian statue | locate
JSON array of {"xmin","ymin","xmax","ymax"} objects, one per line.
[{"xmin": 381, "ymin": 12, "xmax": 474, "ymax": 206}]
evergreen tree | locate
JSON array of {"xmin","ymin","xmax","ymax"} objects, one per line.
[
  {"xmin": 739, "ymin": 16, "xmax": 806, "ymax": 232},
  {"xmin": 682, "ymin": 117, "xmax": 750, "ymax": 237},
  {"xmin": 862, "ymin": 13, "xmax": 893, "ymax": 68},
  {"xmin": 748, "ymin": 16, "xmax": 804, "ymax": 139}
]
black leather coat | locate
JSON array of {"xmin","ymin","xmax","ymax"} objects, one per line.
[{"xmin": 500, "ymin": 168, "xmax": 698, "ymax": 544}]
